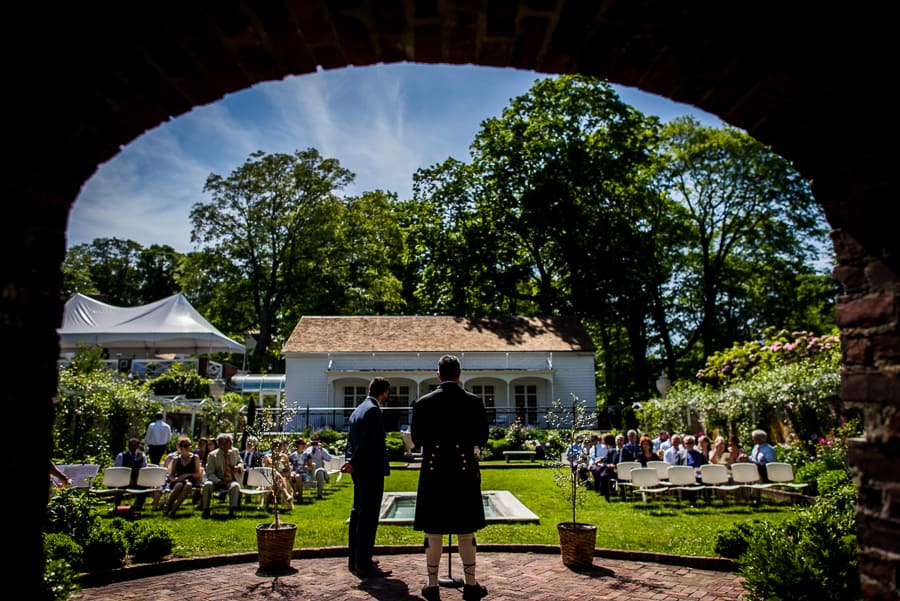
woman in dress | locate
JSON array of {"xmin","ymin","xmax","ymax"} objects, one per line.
[
  {"xmin": 263, "ymin": 439, "xmax": 294, "ymax": 510},
  {"xmin": 636, "ymin": 435, "xmax": 658, "ymax": 467},
  {"xmin": 725, "ymin": 435, "xmax": 749, "ymax": 467},
  {"xmin": 708, "ymin": 436, "xmax": 727, "ymax": 464},
  {"xmin": 167, "ymin": 436, "xmax": 202, "ymax": 516},
  {"xmin": 697, "ymin": 435, "xmax": 712, "ymax": 462}
]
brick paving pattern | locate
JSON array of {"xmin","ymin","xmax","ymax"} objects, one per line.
[{"xmin": 77, "ymin": 549, "xmax": 746, "ymax": 601}]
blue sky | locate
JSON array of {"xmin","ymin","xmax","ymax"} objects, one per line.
[{"xmin": 67, "ymin": 63, "xmax": 724, "ymax": 253}]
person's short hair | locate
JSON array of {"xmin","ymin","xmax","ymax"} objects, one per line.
[
  {"xmin": 294, "ymin": 438, "xmax": 306, "ymax": 447},
  {"xmin": 216, "ymin": 433, "xmax": 233, "ymax": 445},
  {"xmin": 438, "ymin": 354, "xmax": 461, "ymax": 381},
  {"xmin": 154, "ymin": 411, "xmax": 164, "ymax": 420},
  {"xmin": 369, "ymin": 376, "xmax": 390, "ymax": 397},
  {"xmin": 603, "ymin": 433, "xmax": 616, "ymax": 446},
  {"xmin": 751, "ymin": 429, "xmax": 767, "ymax": 442}
]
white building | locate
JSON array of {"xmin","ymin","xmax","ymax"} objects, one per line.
[{"xmin": 281, "ymin": 315, "xmax": 596, "ymax": 431}]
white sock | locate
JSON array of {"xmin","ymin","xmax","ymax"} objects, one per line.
[
  {"xmin": 425, "ymin": 533, "xmax": 443, "ymax": 587},
  {"xmin": 457, "ymin": 532, "xmax": 477, "ymax": 585}
]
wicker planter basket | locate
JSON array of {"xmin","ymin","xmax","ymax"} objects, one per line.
[
  {"xmin": 256, "ymin": 523, "xmax": 297, "ymax": 571},
  {"xmin": 557, "ymin": 522, "xmax": 597, "ymax": 568}
]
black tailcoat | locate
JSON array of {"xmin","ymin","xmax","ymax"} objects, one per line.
[{"xmin": 411, "ymin": 381, "xmax": 489, "ymax": 533}]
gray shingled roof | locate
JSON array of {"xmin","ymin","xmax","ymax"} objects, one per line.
[{"xmin": 282, "ymin": 316, "xmax": 596, "ymax": 353}]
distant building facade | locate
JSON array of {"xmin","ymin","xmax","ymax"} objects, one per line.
[{"xmin": 281, "ymin": 316, "xmax": 596, "ymax": 431}]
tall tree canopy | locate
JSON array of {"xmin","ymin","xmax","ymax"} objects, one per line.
[
  {"xmin": 190, "ymin": 149, "xmax": 354, "ymax": 364},
  {"xmin": 407, "ymin": 75, "xmax": 833, "ymax": 404}
]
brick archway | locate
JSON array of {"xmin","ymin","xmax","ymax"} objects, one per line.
[{"xmin": 7, "ymin": 4, "xmax": 896, "ymax": 598}]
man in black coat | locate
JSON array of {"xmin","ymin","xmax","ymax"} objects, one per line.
[
  {"xmin": 343, "ymin": 377, "xmax": 392, "ymax": 579},
  {"xmin": 411, "ymin": 355, "xmax": 489, "ymax": 601}
]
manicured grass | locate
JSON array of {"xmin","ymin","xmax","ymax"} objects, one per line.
[{"xmin": 119, "ymin": 464, "xmax": 796, "ymax": 560}]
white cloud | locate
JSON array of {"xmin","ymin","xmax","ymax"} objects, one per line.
[{"xmin": 68, "ymin": 64, "xmax": 721, "ymax": 253}]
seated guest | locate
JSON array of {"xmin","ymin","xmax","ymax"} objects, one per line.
[
  {"xmin": 595, "ymin": 433, "xmax": 621, "ymax": 502},
  {"xmin": 114, "ymin": 437, "xmax": 159, "ymax": 510},
  {"xmin": 749, "ymin": 429, "xmax": 776, "ymax": 480},
  {"xmin": 200, "ymin": 433, "xmax": 243, "ymax": 519},
  {"xmin": 289, "ymin": 438, "xmax": 312, "ymax": 502},
  {"xmin": 682, "ymin": 435, "xmax": 708, "ymax": 469},
  {"xmin": 586, "ymin": 434, "xmax": 607, "ymax": 490},
  {"xmin": 636, "ymin": 435, "xmax": 658, "ymax": 466},
  {"xmin": 240, "ymin": 435, "xmax": 262, "ymax": 484},
  {"xmin": 166, "ymin": 436, "xmax": 201, "ymax": 517},
  {"xmin": 302, "ymin": 436, "xmax": 334, "ymax": 500},
  {"xmin": 708, "ymin": 436, "xmax": 727, "ymax": 464},
  {"xmin": 621, "ymin": 429, "xmax": 639, "ymax": 462},
  {"xmin": 194, "ymin": 437, "xmax": 210, "ymax": 467},
  {"xmin": 652, "ymin": 430, "xmax": 671, "ymax": 456},
  {"xmin": 263, "ymin": 438, "xmax": 294, "ymax": 510},
  {"xmin": 663, "ymin": 434, "xmax": 685, "ymax": 466},
  {"xmin": 697, "ymin": 435, "xmax": 712, "ymax": 462},
  {"xmin": 725, "ymin": 435, "xmax": 749, "ymax": 467}
]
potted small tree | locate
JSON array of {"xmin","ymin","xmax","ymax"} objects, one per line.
[
  {"xmin": 244, "ymin": 404, "xmax": 298, "ymax": 573},
  {"xmin": 544, "ymin": 393, "xmax": 597, "ymax": 568}
]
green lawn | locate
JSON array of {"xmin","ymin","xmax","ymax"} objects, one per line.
[{"xmin": 123, "ymin": 464, "xmax": 796, "ymax": 560}]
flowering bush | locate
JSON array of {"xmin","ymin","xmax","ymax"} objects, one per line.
[
  {"xmin": 696, "ymin": 327, "xmax": 839, "ymax": 387},
  {"xmin": 713, "ymin": 430, "xmax": 859, "ymax": 601}
]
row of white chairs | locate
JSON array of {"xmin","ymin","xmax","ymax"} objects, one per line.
[{"xmin": 615, "ymin": 461, "xmax": 807, "ymax": 504}]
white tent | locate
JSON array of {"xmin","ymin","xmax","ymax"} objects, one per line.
[{"xmin": 58, "ymin": 293, "xmax": 246, "ymax": 356}]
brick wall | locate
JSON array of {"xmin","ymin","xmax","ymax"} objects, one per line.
[{"xmin": 5, "ymin": 3, "xmax": 898, "ymax": 598}]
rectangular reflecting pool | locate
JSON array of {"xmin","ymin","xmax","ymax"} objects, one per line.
[{"xmin": 379, "ymin": 490, "xmax": 540, "ymax": 524}]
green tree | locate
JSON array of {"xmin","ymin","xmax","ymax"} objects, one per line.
[
  {"xmin": 651, "ymin": 117, "xmax": 834, "ymax": 373},
  {"xmin": 190, "ymin": 149, "xmax": 354, "ymax": 365},
  {"xmin": 63, "ymin": 238, "xmax": 144, "ymax": 305},
  {"xmin": 135, "ymin": 244, "xmax": 181, "ymax": 303}
]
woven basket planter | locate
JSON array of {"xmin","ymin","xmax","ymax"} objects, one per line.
[
  {"xmin": 256, "ymin": 523, "xmax": 297, "ymax": 571},
  {"xmin": 557, "ymin": 522, "xmax": 597, "ymax": 568}
]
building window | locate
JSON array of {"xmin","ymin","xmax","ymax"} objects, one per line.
[
  {"xmin": 343, "ymin": 386, "xmax": 366, "ymax": 410},
  {"xmin": 472, "ymin": 384, "xmax": 496, "ymax": 423},
  {"xmin": 514, "ymin": 384, "xmax": 537, "ymax": 425}
]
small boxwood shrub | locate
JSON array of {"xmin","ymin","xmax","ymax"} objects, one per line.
[
  {"xmin": 129, "ymin": 521, "xmax": 174, "ymax": 563},
  {"xmin": 82, "ymin": 523, "xmax": 128, "ymax": 571},
  {"xmin": 44, "ymin": 532, "xmax": 84, "ymax": 571},
  {"xmin": 712, "ymin": 520, "xmax": 761, "ymax": 559}
]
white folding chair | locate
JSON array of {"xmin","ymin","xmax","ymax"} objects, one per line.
[
  {"xmin": 666, "ymin": 465, "xmax": 703, "ymax": 505},
  {"xmin": 765, "ymin": 462, "xmax": 809, "ymax": 492},
  {"xmin": 615, "ymin": 461, "xmax": 641, "ymax": 500},
  {"xmin": 90, "ymin": 466, "xmax": 132, "ymax": 504},
  {"xmin": 699, "ymin": 463, "xmax": 739, "ymax": 504},
  {"xmin": 241, "ymin": 466, "xmax": 274, "ymax": 509},
  {"xmin": 730, "ymin": 462, "xmax": 769, "ymax": 504},
  {"xmin": 125, "ymin": 466, "xmax": 168, "ymax": 510},
  {"xmin": 630, "ymin": 467, "xmax": 668, "ymax": 505},
  {"xmin": 647, "ymin": 460, "xmax": 670, "ymax": 482}
]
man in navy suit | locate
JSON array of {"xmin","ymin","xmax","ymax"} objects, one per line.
[{"xmin": 344, "ymin": 377, "xmax": 392, "ymax": 578}]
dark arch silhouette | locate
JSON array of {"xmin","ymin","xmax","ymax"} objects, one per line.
[{"xmin": 7, "ymin": 4, "xmax": 895, "ymax": 598}]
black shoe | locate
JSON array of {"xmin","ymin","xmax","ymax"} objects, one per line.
[
  {"xmin": 421, "ymin": 585, "xmax": 441, "ymax": 601},
  {"xmin": 355, "ymin": 566, "xmax": 392, "ymax": 579},
  {"xmin": 462, "ymin": 583, "xmax": 488, "ymax": 600},
  {"xmin": 228, "ymin": 508, "xmax": 236, "ymax": 518},
  {"xmin": 316, "ymin": 493, "xmax": 323, "ymax": 499},
  {"xmin": 201, "ymin": 509, "xmax": 211, "ymax": 519}
]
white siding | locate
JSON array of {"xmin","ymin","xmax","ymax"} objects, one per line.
[{"xmin": 284, "ymin": 349, "xmax": 596, "ymax": 426}]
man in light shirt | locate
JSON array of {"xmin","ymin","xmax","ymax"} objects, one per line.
[{"xmin": 144, "ymin": 411, "xmax": 173, "ymax": 465}]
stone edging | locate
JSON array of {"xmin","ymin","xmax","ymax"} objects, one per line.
[{"xmin": 78, "ymin": 544, "xmax": 734, "ymax": 588}]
